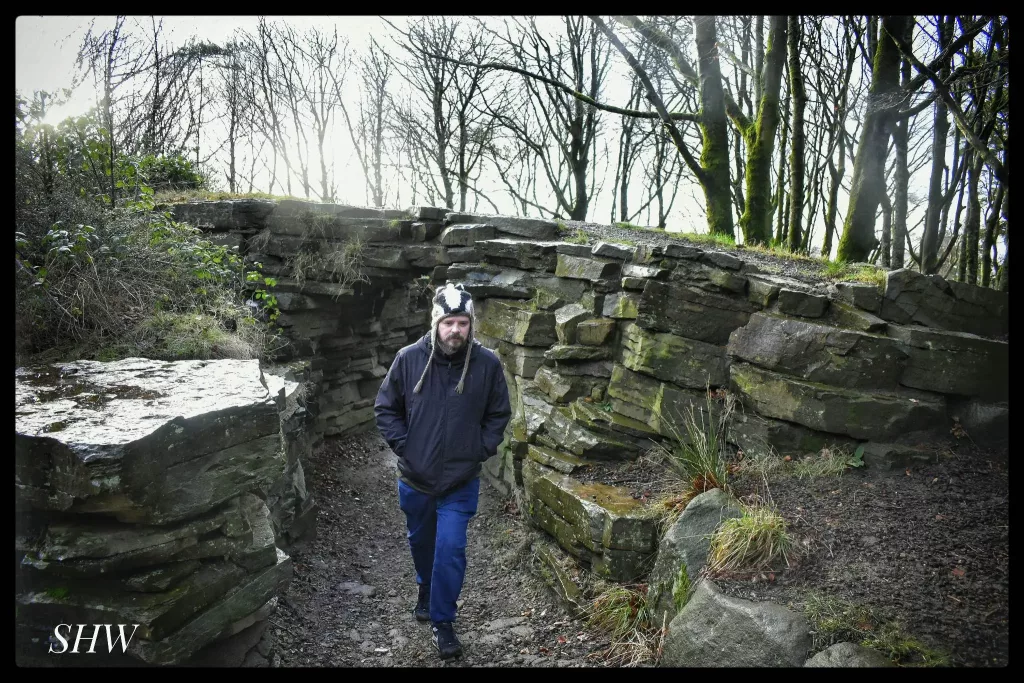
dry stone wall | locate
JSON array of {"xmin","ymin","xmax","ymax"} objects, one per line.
[{"xmin": 168, "ymin": 199, "xmax": 1007, "ymax": 583}]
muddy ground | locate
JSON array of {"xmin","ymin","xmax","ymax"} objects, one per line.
[
  {"xmin": 272, "ymin": 431, "xmax": 612, "ymax": 667},
  {"xmin": 274, "ymin": 430, "xmax": 1008, "ymax": 668}
]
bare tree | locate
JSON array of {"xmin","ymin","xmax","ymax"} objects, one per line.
[{"xmin": 387, "ymin": 17, "xmax": 502, "ymax": 212}]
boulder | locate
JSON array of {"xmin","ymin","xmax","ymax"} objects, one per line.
[
  {"xmin": 602, "ymin": 291, "xmax": 642, "ymax": 319},
  {"xmin": 648, "ymin": 489, "xmax": 745, "ymax": 628},
  {"xmin": 576, "ymin": 318, "xmax": 617, "ymax": 346},
  {"xmin": 660, "ymin": 579, "xmax": 812, "ymax": 667},
  {"xmin": 476, "ymin": 299, "xmax": 558, "ymax": 347},
  {"xmin": 170, "ymin": 200, "xmax": 277, "ymax": 230},
  {"xmin": 524, "ymin": 461, "xmax": 657, "ymax": 555},
  {"xmin": 439, "ymin": 224, "xmax": 496, "ymax": 246},
  {"xmin": 534, "ymin": 366, "xmax": 606, "ymax": 404},
  {"xmin": 804, "ymin": 642, "xmax": 893, "ymax": 667},
  {"xmin": 554, "ymin": 303, "xmax": 593, "ymax": 344},
  {"xmin": 778, "ymin": 289, "xmax": 830, "ymax": 318},
  {"xmin": 880, "ymin": 269, "xmax": 1008, "ymax": 338},
  {"xmin": 591, "ymin": 241, "xmax": 634, "ymax": 260},
  {"xmin": 555, "ymin": 253, "xmax": 622, "ymax": 282},
  {"xmin": 407, "ymin": 206, "xmax": 448, "ymax": 221},
  {"xmin": 476, "ymin": 239, "xmax": 561, "ymax": 271},
  {"xmin": 833, "ymin": 282, "xmax": 882, "ymax": 313}
]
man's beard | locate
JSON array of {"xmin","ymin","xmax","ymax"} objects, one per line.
[{"xmin": 437, "ymin": 331, "xmax": 466, "ymax": 356}]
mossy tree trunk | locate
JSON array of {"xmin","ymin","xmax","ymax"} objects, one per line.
[
  {"xmin": 837, "ymin": 15, "xmax": 911, "ymax": 263},
  {"xmin": 738, "ymin": 16, "xmax": 787, "ymax": 246},
  {"xmin": 785, "ymin": 16, "xmax": 807, "ymax": 254},
  {"xmin": 694, "ymin": 16, "xmax": 736, "ymax": 239}
]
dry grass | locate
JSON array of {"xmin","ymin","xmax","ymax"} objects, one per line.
[
  {"xmin": 707, "ymin": 494, "xmax": 792, "ymax": 574},
  {"xmin": 582, "ymin": 581, "xmax": 661, "ymax": 667}
]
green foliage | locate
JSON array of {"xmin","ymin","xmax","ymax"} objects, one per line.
[
  {"xmin": 820, "ymin": 261, "xmax": 886, "ymax": 288},
  {"xmin": 674, "ymin": 231, "xmax": 737, "ymax": 249},
  {"xmin": 15, "ymin": 92, "xmax": 277, "ymax": 365},
  {"xmin": 671, "ymin": 564, "xmax": 691, "ymax": 613},
  {"xmin": 565, "ymin": 227, "xmax": 589, "ymax": 245}
]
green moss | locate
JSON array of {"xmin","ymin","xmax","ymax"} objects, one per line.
[
  {"xmin": 44, "ymin": 587, "xmax": 70, "ymax": 601},
  {"xmin": 672, "ymin": 564, "xmax": 691, "ymax": 612}
]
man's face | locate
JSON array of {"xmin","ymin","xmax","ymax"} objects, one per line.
[{"xmin": 438, "ymin": 315, "xmax": 471, "ymax": 352}]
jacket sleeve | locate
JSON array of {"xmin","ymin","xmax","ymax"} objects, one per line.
[
  {"xmin": 374, "ymin": 351, "xmax": 408, "ymax": 457},
  {"xmin": 479, "ymin": 362, "xmax": 512, "ymax": 460}
]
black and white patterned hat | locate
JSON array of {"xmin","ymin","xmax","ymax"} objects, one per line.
[{"xmin": 414, "ymin": 283, "xmax": 476, "ymax": 395}]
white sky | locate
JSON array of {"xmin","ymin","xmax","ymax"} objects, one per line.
[{"xmin": 16, "ymin": 15, "xmax": 963, "ymax": 259}]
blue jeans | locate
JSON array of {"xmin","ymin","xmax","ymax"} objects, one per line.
[{"xmin": 397, "ymin": 477, "xmax": 480, "ymax": 624}]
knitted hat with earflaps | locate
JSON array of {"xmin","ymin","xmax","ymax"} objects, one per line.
[{"xmin": 413, "ymin": 283, "xmax": 476, "ymax": 395}]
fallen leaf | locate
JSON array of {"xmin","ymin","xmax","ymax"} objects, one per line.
[
  {"xmin": 557, "ymin": 636, "xmax": 567, "ymax": 644},
  {"xmin": 935, "ymin": 514, "xmax": 946, "ymax": 521},
  {"xmin": 783, "ymin": 455, "xmax": 792, "ymax": 462},
  {"xmin": 539, "ymin": 646, "xmax": 550, "ymax": 654},
  {"xmin": 952, "ymin": 567, "xmax": 966, "ymax": 578}
]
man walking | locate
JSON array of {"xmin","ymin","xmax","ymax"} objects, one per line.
[{"xmin": 374, "ymin": 283, "xmax": 511, "ymax": 660}]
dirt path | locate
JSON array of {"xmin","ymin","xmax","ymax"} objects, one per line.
[{"xmin": 272, "ymin": 431, "xmax": 611, "ymax": 667}]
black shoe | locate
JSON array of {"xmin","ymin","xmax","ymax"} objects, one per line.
[
  {"xmin": 431, "ymin": 621, "xmax": 463, "ymax": 659},
  {"xmin": 414, "ymin": 584, "xmax": 430, "ymax": 623}
]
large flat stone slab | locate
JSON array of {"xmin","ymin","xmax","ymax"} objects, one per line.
[
  {"xmin": 476, "ymin": 239, "xmax": 561, "ymax": 272},
  {"xmin": 730, "ymin": 362, "xmax": 947, "ymax": 441},
  {"xmin": 888, "ymin": 324, "xmax": 1009, "ymax": 401},
  {"xmin": 880, "ymin": 268, "xmax": 1008, "ymax": 338},
  {"xmin": 170, "ymin": 200, "xmax": 277, "ymax": 230},
  {"xmin": 524, "ymin": 460, "xmax": 657, "ymax": 554},
  {"xmin": 15, "ymin": 359, "xmax": 283, "ymax": 525},
  {"xmin": 728, "ymin": 313, "xmax": 908, "ymax": 391},
  {"xmin": 445, "ymin": 212, "xmax": 558, "ymax": 240}
]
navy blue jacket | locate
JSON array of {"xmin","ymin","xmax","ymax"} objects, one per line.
[{"xmin": 374, "ymin": 334, "xmax": 512, "ymax": 496}]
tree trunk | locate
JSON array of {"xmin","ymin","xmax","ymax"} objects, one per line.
[
  {"xmin": 786, "ymin": 16, "xmax": 806, "ymax": 253},
  {"xmin": 982, "ymin": 180, "xmax": 1005, "ymax": 288},
  {"xmin": 823, "ymin": 134, "xmax": 845, "ymax": 261},
  {"xmin": 837, "ymin": 16, "xmax": 910, "ymax": 262},
  {"xmin": 890, "ymin": 20, "xmax": 914, "ymax": 269},
  {"xmin": 738, "ymin": 16, "xmax": 787, "ymax": 246},
  {"xmin": 963, "ymin": 153, "xmax": 984, "ymax": 285},
  {"xmin": 879, "ymin": 189, "xmax": 892, "ymax": 267},
  {"xmin": 920, "ymin": 17, "xmax": 952, "ymax": 273},
  {"xmin": 694, "ymin": 16, "xmax": 735, "ymax": 238}
]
